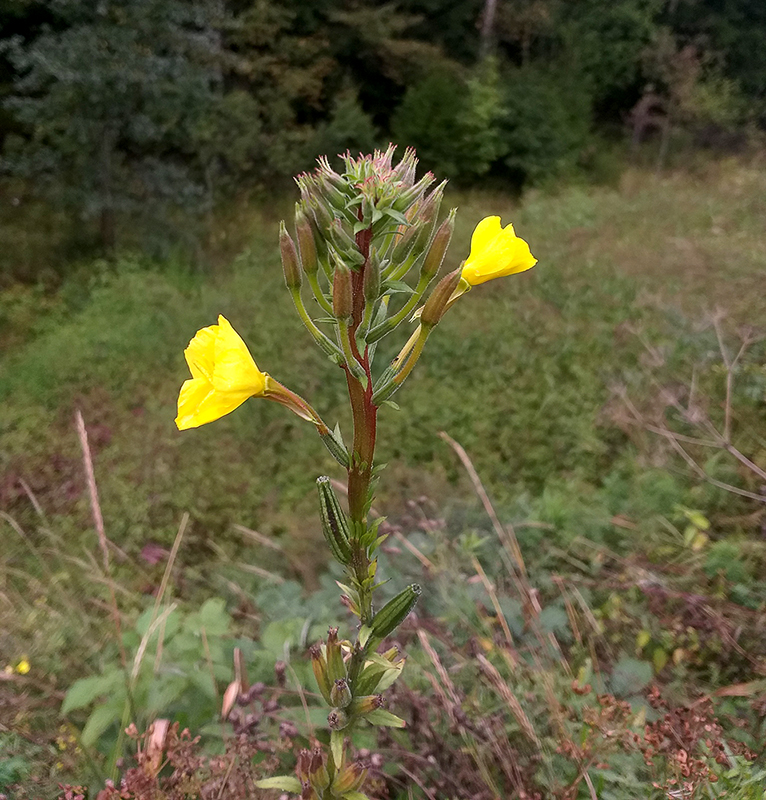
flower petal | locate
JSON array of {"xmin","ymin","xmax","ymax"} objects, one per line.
[
  {"xmin": 175, "ymin": 377, "xmax": 253, "ymax": 429},
  {"xmin": 461, "ymin": 217, "xmax": 537, "ymax": 286},
  {"xmin": 184, "ymin": 324, "xmax": 218, "ymax": 381},
  {"xmin": 212, "ymin": 316, "xmax": 267, "ymax": 395},
  {"xmin": 468, "ymin": 216, "xmax": 502, "ymax": 258}
]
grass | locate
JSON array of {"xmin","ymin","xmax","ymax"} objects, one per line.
[{"xmin": 1, "ymin": 153, "xmax": 765, "ymax": 797}]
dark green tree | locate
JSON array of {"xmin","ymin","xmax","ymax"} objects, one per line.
[{"xmin": 3, "ymin": 0, "xmax": 223, "ymax": 252}]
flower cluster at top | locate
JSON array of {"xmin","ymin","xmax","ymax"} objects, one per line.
[{"xmin": 175, "ymin": 145, "xmax": 536, "ymax": 432}]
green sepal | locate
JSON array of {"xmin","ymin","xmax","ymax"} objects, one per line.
[
  {"xmin": 370, "ymin": 533, "xmax": 389, "ymax": 553},
  {"xmin": 364, "ymin": 709, "xmax": 406, "ymax": 728},
  {"xmin": 382, "ymin": 280, "xmax": 415, "ymax": 295},
  {"xmin": 255, "ymin": 776, "xmax": 302, "ymax": 792},
  {"xmin": 330, "ymin": 730, "xmax": 344, "ymax": 767}
]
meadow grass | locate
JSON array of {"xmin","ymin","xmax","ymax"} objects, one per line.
[{"xmin": 1, "ymin": 156, "xmax": 765, "ymax": 797}]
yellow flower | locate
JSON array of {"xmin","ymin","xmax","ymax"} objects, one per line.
[
  {"xmin": 16, "ymin": 658, "xmax": 30, "ymax": 675},
  {"xmin": 461, "ymin": 216, "xmax": 537, "ymax": 286},
  {"xmin": 176, "ymin": 315, "xmax": 269, "ymax": 430}
]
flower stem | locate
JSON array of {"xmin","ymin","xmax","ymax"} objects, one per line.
[{"xmin": 289, "ymin": 286, "xmax": 344, "ymax": 360}]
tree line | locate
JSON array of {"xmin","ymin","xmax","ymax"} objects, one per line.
[{"xmin": 1, "ymin": 0, "xmax": 763, "ymax": 254}]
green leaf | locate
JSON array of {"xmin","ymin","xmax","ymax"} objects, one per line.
[
  {"xmin": 81, "ymin": 700, "xmax": 124, "ymax": 747},
  {"xmin": 342, "ymin": 793, "xmax": 371, "ymax": 800},
  {"xmin": 383, "ymin": 207, "xmax": 409, "ymax": 226},
  {"xmin": 358, "ymin": 625, "xmax": 373, "ymax": 648},
  {"xmin": 609, "ymin": 657, "xmax": 653, "ymax": 697},
  {"xmin": 380, "ymin": 400, "xmax": 400, "ymax": 410},
  {"xmin": 383, "ymin": 280, "xmax": 414, "ymax": 295},
  {"xmin": 364, "ymin": 709, "xmax": 406, "ymax": 727},
  {"xmin": 255, "ymin": 776, "xmax": 302, "ymax": 792},
  {"xmin": 199, "ymin": 597, "xmax": 231, "ymax": 636},
  {"xmin": 331, "ymin": 729, "xmax": 344, "ymax": 766},
  {"xmin": 62, "ymin": 670, "xmax": 123, "ymax": 714}
]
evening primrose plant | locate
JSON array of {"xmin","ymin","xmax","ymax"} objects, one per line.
[{"xmin": 175, "ymin": 146, "xmax": 536, "ymax": 800}]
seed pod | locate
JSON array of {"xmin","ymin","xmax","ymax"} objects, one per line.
[
  {"xmin": 310, "ymin": 643, "xmax": 332, "ymax": 704},
  {"xmin": 297, "ymin": 748, "xmax": 312, "ymax": 783},
  {"xmin": 420, "ymin": 267, "xmax": 462, "ymax": 327},
  {"xmin": 325, "ymin": 627, "xmax": 347, "ymax": 683},
  {"xmin": 349, "ymin": 694, "xmax": 384, "ymax": 716},
  {"xmin": 330, "ymin": 678, "xmax": 352, "ymax": 709},
  {"xmin": 317, "ymin": 477, "xmax": 352, "ymax": 564},
  {"xmin": 421, "ymin": 210, "xmax": 456, "ymax": 279},
  {"xmin": 370, "ymin": 584, "xmax": 421, "ymax": 639},
  {"xmin": 327, "ymin": 708, "xmax": 349, "ymax": 730},
  {"xmin": 280, "ymin": 221, "xmax": 302, "ymax": 289},
  {"xmin": 332, "ymin": 760, "xmax": 368, "ymax": 794},
  {"xmin": 309, "ymin": 747, "xmax": 330, "ymax": 791}
]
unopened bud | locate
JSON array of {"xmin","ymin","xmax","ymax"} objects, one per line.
[
  {"xmin": 417, "ymin": 181, "xmax": 446, "ymax": 225},
  {"xmin": 327, "ymin": 708, "xmax": 349, "ymax": 730},
  {"xmin": 421, "ymin": 210, "xmax": 455, "ymax": 279},
  {"xmin": 329, "ymin": 219, "xmax": 359, "ymax": 256},
  {"xmin": 308, "ymin": 196, "xmax": 334, "ymax": 237},
  {"xmin": 280, "ymin": 222, "xmax": 301, "ymax": 289},
  {"xmin": 391, "ymin": 220, "xmax": 422, "ymax": 263},
  {"xmin": 310, "ymin": 643, "xmax": 332, "ymax": 705},
  {"xmin": 330, "ymin": 678, "xmax": 353, "ymax": 709},
  {"xmin": 420, "ymin": 268, "xmax": 462, "ymax": 327},
  {"xmin": 295, "ymin": 207, "xmax": 319, "ymax": 275},
  {"xmin": 332, "ymin": 262, "xmax": 353, "ymax": 320}
]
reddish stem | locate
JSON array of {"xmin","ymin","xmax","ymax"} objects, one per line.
[{"xmin": 346, "ymin": 226, "xmax": 377, "ymax": 523}]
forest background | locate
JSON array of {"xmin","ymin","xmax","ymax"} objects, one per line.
[{"xmin": 2, "ymin": 1, "xmax": 766, "ymax": 798}]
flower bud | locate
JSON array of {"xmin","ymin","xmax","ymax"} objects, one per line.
[
  {"xmin": 330, "ymin": 678, "xmax": 353, "ymax": 709},
  {"xmin": 420, "ymin": 268, "xmax": 462, "ymax": 328},
  {"xmin": 416, "ymin": 181, "xmax": 446, "ymax": 226},
  {"xmin": 328, "ymin": 219, "xmax": 359, "ymax": 257},
  {"xmin": 391, "ymin": 220, "xmax": 422, "ymax": 263},
  {"xmin": 327, "ymin": 708, "xmax": 349, "ymax": 730},
  {"xmin": 308, "ymin": 195, "xmax": 334, "ymax": 238},
  {"xmin": 421, "ymin": 210, "xmax": 455, "ymax": 279},
  {"xmin": 332, "ymin": 760, "xmax": 368, "ymax": 794},
  {"xmin": 280, "ymin": 221, "xmax": 301, "ymax": 289},
  {"xmin": 295, "ymin": 206, "xmax": 319, "ymax": 276},
  {"xmin": 310, "ymin": 643, "xmax": 332, "ymax": 705},
  {"xmin": 369, "ymin": 584, "xmax": 422, "ymax": 638},
  {"xmin": 332, "ymin": 262, "xmax": 353, "ymax": 320}
]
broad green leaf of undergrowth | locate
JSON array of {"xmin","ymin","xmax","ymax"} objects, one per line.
[{"xmin": 62, "ymin": 670, "xmax": 123, "ymax": 714}]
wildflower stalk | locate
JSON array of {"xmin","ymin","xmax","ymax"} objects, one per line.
[{"xmin": 177, "ymin": 147, "xmax": 536, "ymax": 799}]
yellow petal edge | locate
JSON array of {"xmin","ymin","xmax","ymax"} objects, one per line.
[
  {"xmin": 175, "ymin": 315, "xmax": 268, "ymax": 430},
  {"xmin": 461, "ymin": 216, "xmax": 537, "ymax": 286}
]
